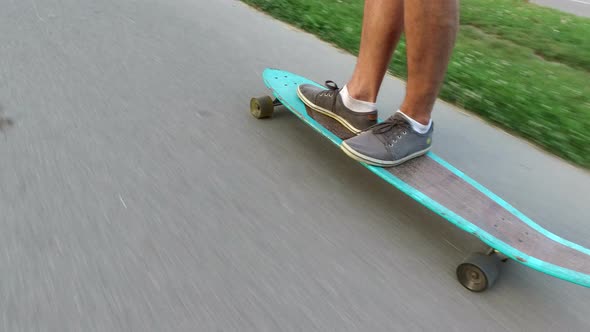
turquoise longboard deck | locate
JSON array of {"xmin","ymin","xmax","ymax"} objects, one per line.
[{"xmin": 257, "ymin": 68, "xmax": 590, "ymax": 290}]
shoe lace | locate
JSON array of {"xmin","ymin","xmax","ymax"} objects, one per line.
[
  {"xmin": 370, "ymin": 117, "xmax": 410, "ymax": 144},
  {"xmin": 315, "ymin": 80, "xmax": 341, "ymax": 110},
  {"xmin": 318, "ymin": 80, "xmax": 340, "ymax": 98}
]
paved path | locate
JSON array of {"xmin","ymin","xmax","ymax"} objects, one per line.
[{"xmin": 532, "ymin": 0, "xmax": 590, "ymax": 17}]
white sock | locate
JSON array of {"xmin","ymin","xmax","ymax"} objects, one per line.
[
  {"xmin": 397, "ymin": 110, "xmax": 432, "ymax": 134},
  {"xmin": 340, "ymin": 85, "xmax": 377, "ymax": 113}
]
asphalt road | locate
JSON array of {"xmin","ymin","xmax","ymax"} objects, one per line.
[
  {"xmin": 1, "ymin": 0, "xmax": 589, "ymax": 330},
  {"xmin": 532, "ymin": 0, "xmax": 590, "ymax": 17}
]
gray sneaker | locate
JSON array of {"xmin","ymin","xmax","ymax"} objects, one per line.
[
  {"xmin": 297, "ymin": 81, "xmax": 377, "ymax": 134},
  {"xmin": 340, "ymin": 112, "xmax": 433, "ymax": 167}
]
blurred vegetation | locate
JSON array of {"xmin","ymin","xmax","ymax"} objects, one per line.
[{"xmin": 242, "ymin": 0, "xmax": 590, "ymax": 168}]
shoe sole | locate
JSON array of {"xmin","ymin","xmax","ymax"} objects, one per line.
[
  {"xmin": 340, "ymin": 141, "xmax": 431, "ymax": 167},
  {"xmin": 297, "ymin": 86, "xmax": 363, "ymax": 135}
]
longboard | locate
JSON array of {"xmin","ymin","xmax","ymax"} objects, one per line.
[{"xmin": 250, "ymin": 68, "xmax": 590, "ymax": 292}]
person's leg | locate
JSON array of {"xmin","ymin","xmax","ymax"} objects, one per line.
[
  {"xmin": 296, "ymin": 0, "xmax": 404, "ymax": 134},
  {"xmin": 346, "ymin": 0, "xmax": 405, "ymax": 103},
  {"xmin": 401, "ymin": 0, "xmax": 459, "ymax": 125},
  {"xmin": 341, "ymin": 0, "xmax": 458, "ymax": 167}
]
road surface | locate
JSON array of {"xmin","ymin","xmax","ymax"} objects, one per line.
[
  {"xmin": 532, "ymin": 0, "xmax": 590, "ymax": 17},
  {"xmin": 1, "ymin": 0, "xmax": 589, "ymax": 330}
]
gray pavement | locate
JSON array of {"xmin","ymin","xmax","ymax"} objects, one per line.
[
  {"xmin": 1, "ymin": 0, "xmax": 589, "ymax": 330},
  {"xmin": 532, "ymin": 0, "xmax": 590, "ymax": 17}
]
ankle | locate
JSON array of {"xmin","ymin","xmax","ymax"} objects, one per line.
[
  {"xmin": 341, "ymin": 85, "xmax": 377, "ymax": 113},
  {"xmin": 345, "ymin": 81, "xmax": 378, "ymax": 103},
  {"xmin": 405, "ymin": 114, "xmax": 431, "ymax": 126},
  {"xmin": 397, "ymin": 110, "xmax": 432, "ymax": 134},
  {"xmin": 399, "ymin": 106, "xmax": 432, "ymax": 125}
]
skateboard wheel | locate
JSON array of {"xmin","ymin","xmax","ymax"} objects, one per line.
[
  {"xmin": 456, "ymin": 252, "xmax": 500, "ymax": 292},
  {"xmin": 250, "ymin": 96, "xmax": 274, "ymax": 119}
]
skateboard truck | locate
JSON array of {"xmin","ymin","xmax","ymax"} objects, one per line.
[{"xmin": 272, "ymin": 98, "xmax": 282, "ymax": 107}]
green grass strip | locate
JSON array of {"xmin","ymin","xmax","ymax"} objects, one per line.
[
  {"xmin": 462, "ymin": 0, "xmax": 590, "ymax": 72},
  {"xmin": 242, "ymin": 0, "xmax": 590, "ymax": 168}
]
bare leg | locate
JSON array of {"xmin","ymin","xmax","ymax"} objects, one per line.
[
  {"xmin": 347, "ymin": 0, "xmax": 404, "ymax": 103},
  {"xmin": 400, "ymin": 0, "xmax": 459, "ymax": 124},
  {"xmin": 294, "ymin": 2, "xmax": 403, "ymax": 134},
  {"xmin": 339, "ymin": 0, "xmax": 459, "ymax": 167}
]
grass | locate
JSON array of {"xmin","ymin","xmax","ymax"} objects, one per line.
[
  {"xmin": 461, "ymin": 0, "xmax": 590, "ymax": 72},
  {"xmin": 242, "ymin": 0, "xmax": 590, "ymax": 168}
]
